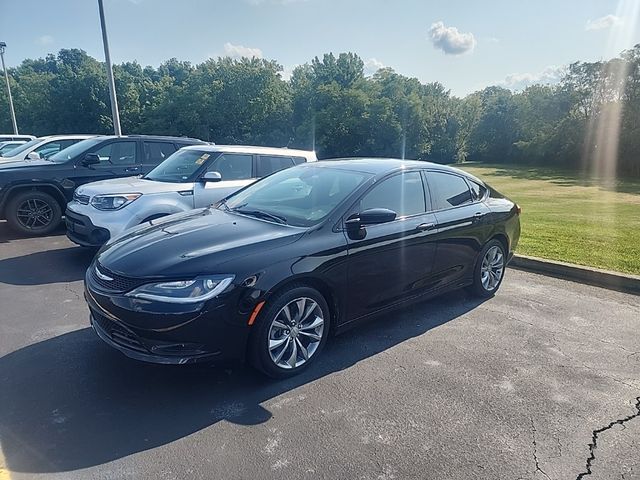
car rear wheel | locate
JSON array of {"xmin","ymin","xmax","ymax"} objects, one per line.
[
  {"xmin": 6, "ymin": 190, "xmax": 62, "ymax": 236},
  {"xmin": 250, "ymin": 285, "xmax": 330, "ymax": 378},
  {"xmin": 470, "ymin": 239, "xmax": 506, "ymax": 298}
]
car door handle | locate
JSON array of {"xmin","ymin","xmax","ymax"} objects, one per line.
[
  {"xmin": 416, "ymin": 222, "xmax": 437, "ymax": 231},
  {"xmin": 473, "ymin": 212, "xmax": 485, "ymax": 220}
]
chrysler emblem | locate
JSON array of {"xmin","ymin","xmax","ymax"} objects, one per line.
[{"xmin": 95, "ymin": 266, "xmax": 113, "ymax": 281}]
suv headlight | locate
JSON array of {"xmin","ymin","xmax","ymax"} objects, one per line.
[
  {"xmin": 91, "ymin": 193, "xmax": 141, "ymax": 211},
  {"xmin": 126, "ymin": 275, "xmax": 234, "ymax": 303}
]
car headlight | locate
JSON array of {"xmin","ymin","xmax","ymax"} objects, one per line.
[
  {"xmin": 91, "ymin": 193, "xmax": 141, "ymax": 211},
  {"xmin": 126, "ymin": 275, "xmax": 234, "ymax": 304}
]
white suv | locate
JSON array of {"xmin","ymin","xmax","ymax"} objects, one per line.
[
  {"xmin": 0, "ymin": 135, "xmax": 96, "ymax": 163},
  {"xmin": 65, "ymin": 145, "xmax": 317, "ymax": 246}
]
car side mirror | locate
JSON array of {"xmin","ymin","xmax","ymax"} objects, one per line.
[
  {"xmin": 82, "ymin": 153, "xmax": 100, "ymax": 167},
  {"xmin": 201, "ymin": 171, "xmax": 222, "ymax": 183},
  {"xmin": 26, "ymin": 151, "xmax": 41, "ymax": 160},
  {"xmin": 359, "ymin": 208, "xmax": 397, "ymax": 225},
  {"xmin": 345, "ymin": 208, "xmax": 397, "ymax": 240}
]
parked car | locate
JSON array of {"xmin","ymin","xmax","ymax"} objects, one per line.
[
  {"xmin": 66, "ymin": 145, "xmax": 317, "ymax": 247},
  {"xmin": 84, "ymin": 159, "xmax": 521, "ymax": 377},
  {"xmin": 0, "ymin": 140, "xmax": 27, "ymax": 156},
  {"xmin": 0, "ymin": 135, "xmax": 96, "ymax": 163},
  {"xmin": 0, "ymin": 134, "xmax": 35, "ymax": 142},
  {"xmin": 0, "ymin": 135, "xmax": 207, "ymax": 235}
]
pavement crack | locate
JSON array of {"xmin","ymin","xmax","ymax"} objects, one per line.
[
  {"xmin": 530, "ymin": 417, "xmax": 552, "ymax": 480},
  {"xmin": 575, "ymin": 396, "xmax": 640, "ymax": 480}
]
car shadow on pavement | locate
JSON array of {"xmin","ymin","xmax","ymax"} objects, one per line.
[
  {"xmin": 0, "ymin": 246, "xmax": 96, "ymax": 285},
  {"xmin": 0, "ymin": 221, "xmax": 67, "ymax": 244},
  {"xmin": 0, "ymin": 291, "xmax": 485, "ymax": 474}
]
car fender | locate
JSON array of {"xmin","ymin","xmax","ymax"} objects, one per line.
[
  {"xmin": 0, "ymin": 181, "xmax": 67, "ymax": 215},
  {"xmin": 121, "ymin": 194, "xmax": 194, "ymax": 230}
]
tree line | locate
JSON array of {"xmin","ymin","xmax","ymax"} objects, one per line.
[{"xmin": 1, "ymin": 46, "xmax": 639, "ymax": 176}]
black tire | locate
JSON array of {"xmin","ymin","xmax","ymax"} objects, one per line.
[
  {"xmin": 469, "ymin": 239, "xmax": 507, "ymax": 298},
  {"xmin": 249, "ymin": 284, "xmax": 331, "ymax": 378},
  {"xmin": 6, "ymin": 190, "xmax": 63, "ymax": 236}
]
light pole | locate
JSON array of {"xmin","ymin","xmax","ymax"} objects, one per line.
[
  {"xmin": 0, "ymin": 42, "xmax": 19, "ymax": 135},
  {"xmin": 97, "ymin": 0, "xmax": 122, "ymax": 136}
]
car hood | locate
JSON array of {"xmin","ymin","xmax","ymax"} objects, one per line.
[
  {"xmin": 76, "ymin": 177, "xmax": 190, "ymax": 197},
  {"xmin": 96, "ymin": 208, "xmax": 304, "ymax": 278},
  {"xmin": 0, "ymin": 158, "xmax": 53, "ymax": 169}
]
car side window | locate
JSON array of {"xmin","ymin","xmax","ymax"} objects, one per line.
[
  {"xmin": 94, "ymin": 141, "xmax": 138, "ymax": 165},
  {"xmin": 468, "ymin": 180, "xmax": 487, "ymax": 201},
  {"xmin": 359, "ymin": 171, "xmax": 426, "ymax": 218},
  {"xmin": 34, "ymin": 141, "xmax": 62, "ymax": 157},
  {"xmin": 257, "ymin": 155, "xmax": 295, "ymax": 177},
  {"xmin": 292, "ymin": 156, "xmax": 307, "ymax": 165},
  {"xmin": 427, "ymin": 171, "xmax": 474, "ymax": 210},
  {"xmin": 208, "ymin": 153, "xmax": 253, "ymax": 180},
  {"xmin": 144, "ymin": 141, "xmax": 177, "ymax": 165}
]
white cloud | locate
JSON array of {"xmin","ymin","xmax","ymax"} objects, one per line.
[
  {"xmin": 280, "ymin": 64, "xmax": 298, "ymax": 81},
  {"xmin": 36, "ymin": 35, "xmax": 54, "ymax": 46},
  {"xmin": 500, "ymin": 65, "xmax": 565, "ymax": 91},
  {"xmin": 585, "ymin": 14, "xmax": 623, "ymax": 31},
  {"xmin": 428, "ymin": 21, "xmax": 476, "ymax": 55},
  {"xmin": 223, "ymin": 42, "xmax": 263, "ymax": 59},
  {"xmin": 364, "ymin": 58, "xmax": 385, "ymax": 76}
]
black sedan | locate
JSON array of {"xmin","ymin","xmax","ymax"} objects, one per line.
[{"xmin": 85, "ymin": 159, "xmax": 520, "ymax": 377}]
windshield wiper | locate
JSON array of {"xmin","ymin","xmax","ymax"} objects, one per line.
[
  {"xmin": 233, "ymin": 208, "xmax": 287, "ymax": 225},
  {"xmin": 217, "ymin": 198, "xmax": 231, "ymax": 211}
]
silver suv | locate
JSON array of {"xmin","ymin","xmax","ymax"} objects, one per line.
[{"xmin": 65, "ymin": 145, "xmax": 317, "ymax": 246}]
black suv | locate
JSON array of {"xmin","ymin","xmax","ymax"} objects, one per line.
[{"xmin": 0, "ymin": 135, "xmax": 206, "ymax": 235}]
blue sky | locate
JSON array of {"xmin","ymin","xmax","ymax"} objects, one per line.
[{"xmin": 1, "ymin": 0, "xmax": 639, "ymax": 96}]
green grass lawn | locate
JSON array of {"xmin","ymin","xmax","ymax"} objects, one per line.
[{"xmin": 458, "ymin": 163, "xmax": 640, "ymax": 275}]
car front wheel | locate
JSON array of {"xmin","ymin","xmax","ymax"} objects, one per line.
[
  {"xmin": 6, "ymin": 190, "xmax": 62, "ymax": 236},
  {"xmin": 250, "ymin": 285, "xmax": 330, "ymax": 378},
  {"xmin": 470, "ymin": 239, "xmax": 507, "ymax": 298}
]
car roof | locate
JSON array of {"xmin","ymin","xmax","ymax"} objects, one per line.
[
  {"xmin": 310, "ymin": 158, "xmax": 483, "ymax": 182},
  {"xmin": 90, "ymin": 135, "xmax": 207, "ymax": 143},
  {"xmin": 34, "ymin": 134, "xmax": 97, "ymax": 141},
  {"xmin": 181, "ymin": 144, "xmax": 316, "ymax": 157}
]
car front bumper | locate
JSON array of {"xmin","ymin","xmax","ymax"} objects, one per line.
[
  {"xmin": 84, "ymin": 268, "xmax": 254, "ymax": 365},
  {"xmin": 66, "ymin": 208, "xmax": 111, "ymax": 247}
]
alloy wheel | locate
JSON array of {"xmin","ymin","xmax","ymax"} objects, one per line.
[
  {"xmin": 480, "ymin": 245, "xmax": 504, "ymax": 291},
  {"xmin": 267, "ymin": 297, "xmax": 325, "ymax": 369},
  {"xmin": 16, "ymin": 198, "xmax": 54, "ymax": 230}
]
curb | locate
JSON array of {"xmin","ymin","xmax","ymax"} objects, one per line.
[{"xmin": 508, "ymin": 255, "xmax": 640, "ymax": 296}]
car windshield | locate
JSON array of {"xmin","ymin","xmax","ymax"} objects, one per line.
[
  {"xmin": 144, "ymin": 149, "xmax": 218, "ymax": 183},
  {"xmin": 1, "ymin": 138, "xmax": 40, "ymax": 157},
  {"xmin": 222, "ymin": 165, "xmax": 371, "ymax": 227},
  {"xmin": 48, "ymin": 137, "xmax": 104, "ymax": 163},
  {"xmin": 0, "ymin": 143, "xmax": 22, "ymax": 155}
]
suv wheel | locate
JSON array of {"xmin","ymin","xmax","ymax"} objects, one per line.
[
  {"xmin": 249, "ymin": 285, "xmax": 330, "ymax": 378},
  {"xmin": 6, "ymin": 190, "xmax": 62, "ymax": 236}
]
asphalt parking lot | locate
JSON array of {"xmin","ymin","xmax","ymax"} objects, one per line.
[{"xmin": 0, "ymin": 222, "xmax": 639, "ymax": 480}]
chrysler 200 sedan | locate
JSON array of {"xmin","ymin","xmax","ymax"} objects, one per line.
[{"xmin": 85, "ymin": 159, "xmax": 520, "ymax": 377}]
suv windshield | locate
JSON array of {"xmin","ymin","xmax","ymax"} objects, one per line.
[
  {"xmin": 145, "ymin": 149, "xmax": 219, "ymax": 183},
  {"xmin": 223, "ymin": 165, "xmax": 370, "ymax": 227},
  {"xmin": 48, "ymin": 137, "xmax": 105, "ymax": 163},
  {"xmin": 1, "ymin": 138, "xmax": 41, "ymax": 157}
]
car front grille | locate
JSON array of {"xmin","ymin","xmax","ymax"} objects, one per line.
[
  {"xmin": 91, "ymin": 263, "xmax": 148, "ymax": 293},
  {"xmin": 92, "ymin": 312, "xmax": 148, "ymax": 353},
  {"xmin": 73, "ymin": 192, "xmax": 90, "ymax": 204}
]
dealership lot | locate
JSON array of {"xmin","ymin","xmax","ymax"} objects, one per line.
[{"xmin": 0, "ymin": 223, "xmax": 639, "ymax": 480}]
